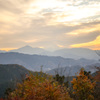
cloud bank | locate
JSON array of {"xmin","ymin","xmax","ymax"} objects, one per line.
[{"xmin": 0, "ymin": 0, "xmax": 100, "ymax": 50}]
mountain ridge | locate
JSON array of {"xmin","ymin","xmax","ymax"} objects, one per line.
[
  {"xmin": 9, "ymin": 46, "xmax": 100, "ymax": 60},
  {"xmin": 0, "ymin": 52, "xmax": 99, "ymax": 71},
  {"xmin": 0, "ymin": 45, "xmax": 99, "ymax": 60},
  {"xmin": 46, "ymin": 63, "xmax": 100, "ymax": 76},
  {"xmin": 10, "ymin": 45, "xmax": 49, "ymax": 55}
]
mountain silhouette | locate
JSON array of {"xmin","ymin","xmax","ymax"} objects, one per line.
[{"xmin": 8, "ymin": 46, "xmax": 100, "ymax": 60}]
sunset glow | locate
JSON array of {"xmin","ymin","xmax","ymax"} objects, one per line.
[
  {"xmin": 71, "ymin": 35, "xmax": 100, "ymax": 50},
  {"xmin": 0, "ymin": 0, "xmax": 100, "ymax": 50}
]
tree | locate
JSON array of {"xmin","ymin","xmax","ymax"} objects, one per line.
[
  {"xmin": 94, "ymin": 67, "xmax": 100, "ymax": 100},
  {"xmin": 94, "ymin": 50, "xmax": 100, "ymax": 99},
  {"xmin": 71, "ymin": 68, "xmax": 95, "ymax": 100},
  {"xmin": 95, "ymin": 50, "xmax": 100, "ymax": 61},
  {"xmin": 54, "ymin": 74, "xmax": 65, "ymax": 85},
  {"xmin": 8, "ymin": 74, "xmax": 72, "ymax": 100}
]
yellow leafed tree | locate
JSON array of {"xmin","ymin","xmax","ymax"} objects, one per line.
[
  {"xmin": 8, "ymin": 74, "xmax": 72, "ymax": 100},
  {"xmin": 71, "ymin": 68, "xmax": 95, "ymax": 100}
]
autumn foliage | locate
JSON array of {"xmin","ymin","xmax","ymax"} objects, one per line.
[
  {"xmin": 7, "ymin": 74, "xmax": 72, "ymax": 100},
  {"xmin": 94, "ymin": 68, "xmax": 100, "ymax": 100},
  {"xmin": 71, "ymin": 68, "xmax": 95, "ymax": 100},
  {"xmin": 1, "ymin": 68, "xmax": 100, "ymax": 100}
]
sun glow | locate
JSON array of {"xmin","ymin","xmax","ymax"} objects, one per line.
[
  {"xmin": 39, "ymin": 46, "xmax": 44, "ymax": 49},
  {"xmin": 57, "ymin": 44, "xmax": 64, "ymax": 48},
  {"xmin": 0, "ymin": 48, "xmax": 17, "ymax": 51},
  {"xmin": 67, "ymin": 24, "xmax": 100, "ymax": 36},
  {"xmin": 71, "ymin": 35, "xmax": 100, "ymax": 50}
]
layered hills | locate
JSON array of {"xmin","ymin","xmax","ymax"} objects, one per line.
[
  {"xmin": 0, "ymin": 45, "xmax": 99, "ymax": 60},
  {"xmin": 0, "ymin": 52, "xmax": 99, "ymax": 71},
  {"xmin": 46, "ymin": 63, "xmax": 100, "ymax": 76}
]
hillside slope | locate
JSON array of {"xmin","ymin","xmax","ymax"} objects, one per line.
[{"xmin": 0, "ymin": 64, "xmax": 29, "ymax": 98}]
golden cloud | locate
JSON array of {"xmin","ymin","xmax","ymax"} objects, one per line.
[
  {"xmin": 67, "ymin": 24, "xmax": 100, "ymax": 36},
  {"xmin": 0, "ymin": 48, "xmax": 17, "ymax": 51},
  {"xmin": 71, "ymin": 35, "xmax": 100, "ymax": 50}
]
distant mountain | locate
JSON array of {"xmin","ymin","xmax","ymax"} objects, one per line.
[
  {"xmin": 0, "ymin": 50, "xmax": 6, "ymax": 53},
  {"xmin": 0, "ymin": 52, "xmax": 99, "ymax": 71},
  {"xmin": 9, "ymin": 46, "xmax": 99, "ymax": 60},
  {"xmin": 52, "ymin": 48, "xmax": 99, "ymax": 60},
  {"xmin": 46, "ymin": 63, "xmax": 100, "ymax": 76},
  {"xmin": 0, "ymin": 64, "xmax": 29, "ymax": 98},
  {"xmin": 10, "ymin": 45, "xmax": 50, "ymax": 55}
]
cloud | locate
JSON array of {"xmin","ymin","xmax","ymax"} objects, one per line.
[
  {"xmin": 0, "ymin": 0, "xmax": 22, "ymax": 14},
  {"xmin": 71, "ymin": 35, "xmax": 100, "ymax": 50},
  {"xmin": 0, "ymin": 0, "xmax": 100, "ymax": 50}
]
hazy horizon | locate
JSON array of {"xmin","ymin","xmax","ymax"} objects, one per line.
[{"xmin": 0, "ymin": 45, "xmax": 100, "ymax": 52}]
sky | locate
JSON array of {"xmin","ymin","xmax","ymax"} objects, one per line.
[{"xmin": 0, "ymin": 0, "xmax": 100, "ymax": 51}]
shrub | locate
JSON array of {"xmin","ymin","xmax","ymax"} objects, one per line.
[
  {"xmin": 71, "ymin": 68, "xmax": 95, "ymax": 100},
  {"xmin": 8, "ymin": 74, "xmax": 72, "ymax": 100}
]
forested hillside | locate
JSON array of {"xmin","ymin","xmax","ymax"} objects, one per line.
[{"xmin": 0, "ymin": 64, "xmax": 29, "ymax": 98}]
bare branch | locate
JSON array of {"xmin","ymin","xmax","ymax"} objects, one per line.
[{"xmin": 95, "ymin": 50, "xmax": 100, "ymax": 56}]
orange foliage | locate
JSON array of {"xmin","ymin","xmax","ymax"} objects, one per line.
[
  {"xmin": 8, "ymin": 74, "xmax": 72, "ymax": 100},
  {"xmin": 0, "ymin": 98, "xmax": 4, "ymax": 100},
  {"xmin": 95, "ymin": 71, "xmax": 100, "ymax": 82},
  {"xmin": 94, "ymin": 70, "xmax": 100, "ymax": 100},
  {"xmin": 71, "ymin": 68, "xmax": 95, "ymax": 100}
]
